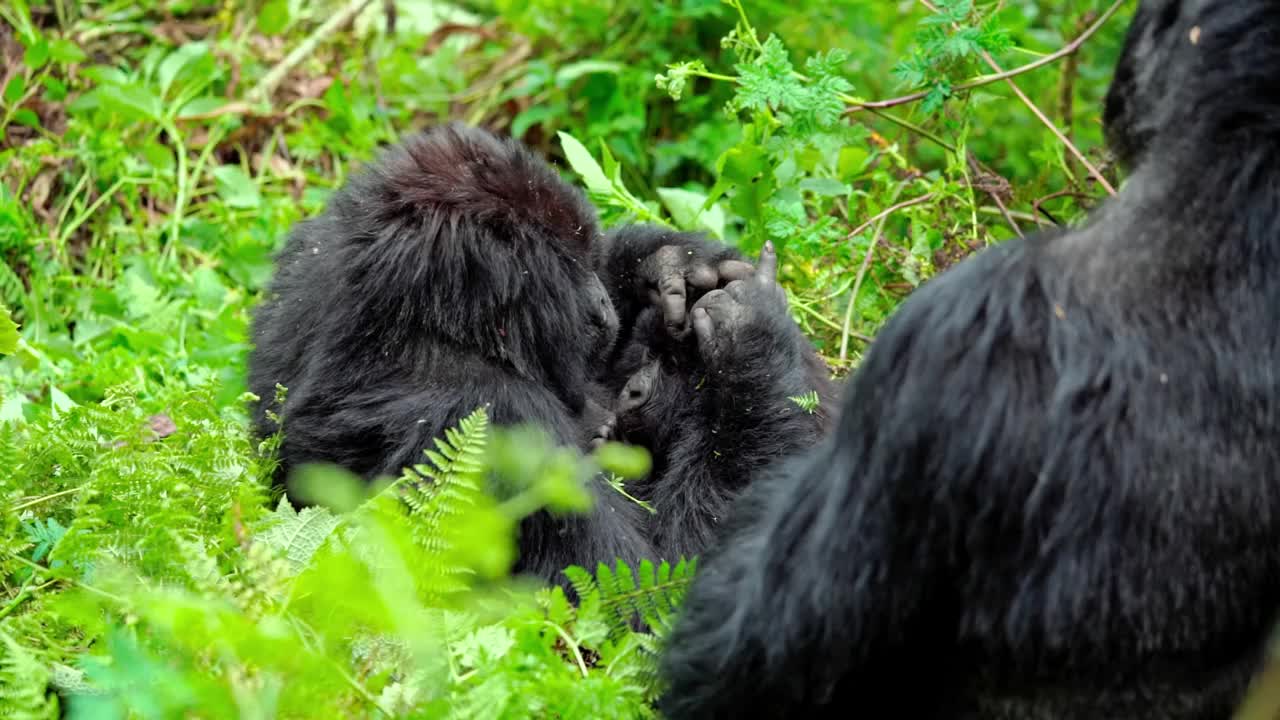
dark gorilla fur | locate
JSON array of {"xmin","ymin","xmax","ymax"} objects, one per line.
[
  {"xmin": 660, "ymin": 1, "xmax": 1280, "ymax": 717},
  {"xmin": 603, "ymin": 264, "xmax": 839, "ymax": 562},
  {"xmin": 248, "ymin": 123, "xmax": 652, "ymax": 581},
  {"xmin": 248, "ymin": 123, "xmax": 834, "ymax": 586}
]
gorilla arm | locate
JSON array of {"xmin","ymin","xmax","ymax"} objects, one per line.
[
  {"xmin": 622, "ymin": 243, "xmax": 841, "ymax": 564},
  {"xmin": 658, "ymin": 241, "xmax": 1041, "ymax": 717}
]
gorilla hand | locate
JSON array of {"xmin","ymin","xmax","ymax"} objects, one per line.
[
  {"xmin": 637, "ymin": 244, "xmax": 756, "ymax": 339},
  {"xmin": 690, "ymin": 242, "xmax": 787, "ymax": 369}
]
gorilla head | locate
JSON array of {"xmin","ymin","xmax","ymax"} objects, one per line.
[
  {"xmin": 1104, "ymin": 0, "xmax": 1280, "ymax": 168},
  {"xmin": 282, "ymin": 123, "xmax": 620, "ymax": 416}
]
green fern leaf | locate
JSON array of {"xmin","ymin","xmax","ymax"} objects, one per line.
[
  {"xmin": 0, "ymin": 630, "xmax": 57, "ymax": 720},
  {"xmin": 254, "ymin": 496, "xmax": 342, "ymax": 575}
]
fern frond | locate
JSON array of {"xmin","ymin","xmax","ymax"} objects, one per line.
[
  {"xmin": 0, "ymin": 629, "xmax": 57, "ymax": 720},
  {"xmin": 788, "ymin": 390, "xmax": 820, "ymax": 413},
  {"xmin": 375, "ymin": 407, "xmax": 493, "ymax": 597}
]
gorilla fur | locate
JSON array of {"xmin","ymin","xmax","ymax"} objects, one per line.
[
  {"xmin": 248, "ymin": 123, "xmax": 833, "ymax": 585},
  {"xmin": 604, "ymin": 238, "xmax": 839, "ymax": 562},
  {"xmin": 248, "ymin": 123, "xmax": 651, "ymax": 581},
  {"xmin": 659, "ymin": 1, "xmax": 1280, "ymax": 717}
]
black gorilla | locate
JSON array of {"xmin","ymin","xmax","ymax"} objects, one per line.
[
  {"xmin": 247, "ymin": 123, "xmax": 830, "ymax": 585},
  {"xmin": 660, "ymin": 1, "xmax": 1280, "ymax": 717}
]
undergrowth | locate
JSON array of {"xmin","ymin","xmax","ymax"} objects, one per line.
[{"xmin": 1, "ymin": 0, "xmax": 1131, "ymax": 717}]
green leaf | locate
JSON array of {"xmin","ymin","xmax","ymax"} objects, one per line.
[
  {"xmin": 594, "ymin": 441, "xmax": 651, "ymax": 480},
  {"xmin": 49, "ymin": 386, "xmax": 77, "ymax": 418},
  {"xmin": 288, "ymin": 464, "xmax": 368, "ymax": 513},
  {"xmin": 212, "ymin": 165, "xmax": 263, "ymax": 210},
  {"xmin": 97, "ymin": 83, "xmax": 163, "ymax": 122},
  {"xmin": 0, "ymin": 394, "xmax": 25, "ymax": 423},
  {"xmin": 157, "ymin": 42, "xmax": 212, "ymax": 96},
  {"xmin": 511, "ymin": 105, "xmax": 557, "ymax": 139},
  {"xmin": 48, "ymin": 38, "xmax": 87, "ymax": 65},
  {"xmin": 177, "ymin": 96, "xmax": 224, "ymax": 119},
  {"xmin": 657, "ymin": 187, "xmax": 727, "ymax": 240},
  {"xmin": 554, "ymin": 60, "xmax": 623, "ymax": 87},
  {"xmin": 0, "ymin": 304, "xmax": 18, "ymax": 355},
  {"xmin": 255, "ymin": 497, "xmax": 343, "ymax": 575},
  {"xmin": 798, "ymin": 177, "xmax": 850, "ymax": 198},
  {"xmin": 22, "ymin": 37, "xmax": 49, "ymax": 70},
  {"xmin": 12, "ymin": 108, "xmax": 40, "ymax": 128},
  {"xmin": 191, "ymin": 267, "xmax": 228, "ymax": 309},
  {"xmin": 788, "ymin": 390, "xmax": 820, "ymax": 413},
  {"xmin": 41, "ymin": 75, "xmax": 67, "ymax": 101},
  {"xmin": 257, "ymin": 0, "xmax": 291, "ymax": 35},
  {"xmin": 454, "ymin": 626, "xmax": 515, "ymax": 668},
  {"xmin": 3, "ymin": 74, "xmax": 25, "ymax": 105},
  {"xmin": 557, "ymin": 132, "xmax": 612, "ymax": 196},
  {"xmin": 837, "ymin": 146, "xmax": 871, "ymax": 180}
]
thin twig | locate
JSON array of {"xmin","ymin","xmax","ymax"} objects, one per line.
[
  {"xmin": 840, "ymin": 191, "xmax": 933, "ymax": 362},
  {"xmin": 862, "ymin": 106, "xmax": 957, "ymax": 154},
  {"xmin": 11, "ymin": 486, "xmax": 82, "ymax": 512},
  {"xmin": 1032, "ymin": 187, "xmax": 1093, "ymax": 224},
  {"xmin": 979, "ymin": 206, "xmax": 1052, "ymax": 227},
  {"xmin": 847, "ymin": 0, "xmax": 1127, "ymax": 113},
  {"xmin": 967, "ymin": 153, "xmax": 1022, "ymax": 237},
  {"xmin": 916, "ymin": 0, "xmax": 1118, "ymax": 196},
  {"xmin": 843, "ymin": 192, "xmax": 935, "ymax": 243},
  {"xmin": 978, "ymin": 45, "xmax": 1116, "ymax": 195},
  {"xmin": 248, "ymin": 0, "xmax": 377, "ymax": 104}
]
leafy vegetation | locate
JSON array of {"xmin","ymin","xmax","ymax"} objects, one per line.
[{"xmin": 1, "ymin": 0, "xmax": 1133, "ymax": 716}]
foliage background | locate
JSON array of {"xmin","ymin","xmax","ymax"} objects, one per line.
[{"xmin": 0, "ymin": 0, "xmax": 1132, "ymax": 717}]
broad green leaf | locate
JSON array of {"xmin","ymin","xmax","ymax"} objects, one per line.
[
  {"xmin": 798, "ymin": 177, "xmax": 850, "ymax": 198},
  {"xmin": 48, "ymin": 38, "xmax": 86, "ymax": 65},
  {"xmin": 13, "ymin": 108, "xmax": 40, "ymax": 128},
  {"xmin": 97, "ymin": 83, "xmax": 163, "ymax": 122},
  {"xmin": 557, "ymin": 131, "xmax": 611, "ymax": 196},
  {"xmin": 3, "ymin": 74, "xmax": 25, "ymax": 105},
  {"xmin": 257, "ymin": 0, "xmax": 291, "ymax": 35},
  {"xmin": 212, "ymin": 165, "xmax": 263, "ymax": 210},
  {"xmin": 157, "ymin": 42, "xmax": 212, "ymax": 96},
  {"xmin": 511, "ymin": 105, "xmax": 556, "ymax": 139},
  {"xmin": 657, "ymin": 187, "xmax": 727, "ymax": 240},
  {"xmin": 177, "ymin": 96, "xmax": 224, "ymax": 119},
  {"xmin": 22, "ymin": 37, "xmax": 49, "ymax": 70}
]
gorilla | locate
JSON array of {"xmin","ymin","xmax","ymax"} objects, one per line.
[
  {"xmin": 247, "ymin": 122, "xmax": 832, "ymax": 586},
  {"xmin": 659, "ymin": 1, "xmax": 1280, "ymax": 717}
]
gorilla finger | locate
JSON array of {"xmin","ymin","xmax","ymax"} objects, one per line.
[
  {"xmin": 723, "ymin": 279, "xmax": 748, "ymax": 301},
  {"xmin": 641, "ymin": 245, "xmax": 685, "ymax": 291},
  {"xmin": 692, "ymin": 307, "xmax": 716, "ymax": 355},
  {"xmin": 687, "ymin": 264, "xmax": 720, "ymax": 290},
  {"xmin": 757, "ymin": 241, "xmax": 778, "ymax": 285},
  {"xmin": 660, "ymin": 275, "xmax": 688, "ymax": 335},
  {"xmin": 717, "ymin": 260, "xmax": 755, "ymax": 285},
  {"xmin": 692, "ymin": 288, "xmax": 731, "ymax": 313}
]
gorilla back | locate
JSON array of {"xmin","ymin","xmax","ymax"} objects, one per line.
[
  {"xmin": 247, "ymin": 123, "xmax": 650, "ymax": 582},
  {"xmin": 660, "ymin": 2, "xmax": 1280, "ymax": 718}
]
